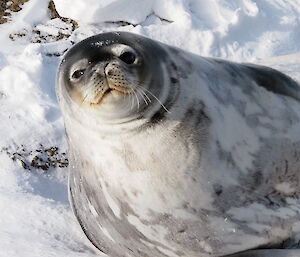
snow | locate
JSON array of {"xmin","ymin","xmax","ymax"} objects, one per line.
[
  {"xmin": 0, "ymin": 0, "xmax": 299, "ymax": 256},
  {"xmin": 53, "ymin": 0, "xmax": 300, "ymax": 61},
  {"xmin": 55, "ymin": 0, "xmax": 154, "ymax": 25}
]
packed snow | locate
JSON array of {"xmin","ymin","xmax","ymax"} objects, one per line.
[{"xmin": 0, "ymin": 0, "xmax": 299, "ymax": 256}]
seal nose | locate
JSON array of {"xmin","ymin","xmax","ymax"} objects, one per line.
[
  {"xmin": 105, "ymin": 62, "xmax": 119, "ymax": 76},
  {"xmin": 92, "ymin": 62, "xmax": 109, "ymax": 77}
]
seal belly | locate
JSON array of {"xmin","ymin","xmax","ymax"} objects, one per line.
[{"xmin": 67, "ymin": 120, "xmax": 217, "ymax": 257}]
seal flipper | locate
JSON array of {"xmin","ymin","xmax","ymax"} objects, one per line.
[
  {"xmin": 242, "ymin": 63, "xmax": 300, "ymax": 102},
  {"xmin": 224, "ymin": 249, "xmax": 300, "ymax": 257}
]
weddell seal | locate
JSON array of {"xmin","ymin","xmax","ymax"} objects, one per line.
[{"xmin": 56, "ymin": 32, "xmax": 300, "ymax": 257}]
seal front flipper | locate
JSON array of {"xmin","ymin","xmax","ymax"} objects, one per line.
[
  {"xmin": 242, "ymin": 63, "xmax": 300, "ymax": 101},
  {"xmin": 224, "ymin": 249, "xmax": 300, "ymax": 257}
]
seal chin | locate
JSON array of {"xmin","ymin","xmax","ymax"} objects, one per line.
[
  {"xmin": 97, "ymin": 87, "xmax": 125, "ymax": 105},
  {"xmin": 90, "ymin": 87, "xmax": 137, "ymax": 119},
  {"xmin": 90, "ymin": 87, "xmax": 112, "ymax": 106}
]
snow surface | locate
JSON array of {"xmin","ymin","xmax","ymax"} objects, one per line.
[{"xmin": 0, "ymin": 0, "xmax": 299, "ymax": 256}]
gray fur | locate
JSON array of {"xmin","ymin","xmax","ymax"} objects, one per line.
[
  {"xmin": 226, "ymin": 249, "xmax": 300, "ymax": 257},
  {"xmin": 57, "ymin": 32, "xmax": 300, "ymax": 257}
]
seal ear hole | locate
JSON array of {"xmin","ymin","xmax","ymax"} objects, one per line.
[
  {"xmin": 119, "ymin": 51, "xmax": 136, "ymax": 65},
  {"xmin": 72, "ymin": 69, "xmax": 85, "ymax": 80}
]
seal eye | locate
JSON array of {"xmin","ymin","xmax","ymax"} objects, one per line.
[
  {"xmin": 119, "ymin": 51, "xmax": 136, "ymax": 64},
  {"xmin": 72, "ymin": 69, "xmax": 85, "ymax": 80}
]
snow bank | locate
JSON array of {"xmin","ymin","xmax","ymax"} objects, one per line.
[
  {"xmin": 53, "ymin": 0, "xmax": 300, "ymax": 60},
  {"xmin": 0, "ymin": 0, "xmax": 300, "ymax": 256},
  {"xmin": 54, "ymin": 0, "xmax": 153, "ymax": 25},
  {"xmin": 0, "ymin": 153, "xmax": 97, "ymax": 257},
  {"xmin": 0, "ymin": 1, "xmax": 101, "ymax": 256}
]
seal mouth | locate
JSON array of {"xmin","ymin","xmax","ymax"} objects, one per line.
[
  {"xmin": 109, "ymin": 84, "xmax": 134, "ymax": 94},
  {"xmin": 91, "ymin": 84, "xmax": 133, "ymax": 106},
  {"xmin": 88, "ymin": 62, "xmax": 138, "ymax": 106},
  {"xmin": 91, "ymin": 87, "xmax": 112, "ymax": 105},
  {"xmin": 103, "ymin": 87, "xmax": 113, "ymax": 96}
]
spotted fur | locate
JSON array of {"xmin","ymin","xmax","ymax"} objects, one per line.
[{"xmin": 57, "ymin": 32, "xmax": 300, "ymax": 257}]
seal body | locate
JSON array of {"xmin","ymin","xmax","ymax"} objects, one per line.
[{"xmin": 56, "ymin": 32, "xmax": 300, "ymax": 257}]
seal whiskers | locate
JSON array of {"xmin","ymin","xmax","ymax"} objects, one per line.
[
  {"xmin": 137, "ymin": 84, "xmax": 171, "ymax": 113},
  {"xmin": 135, "ymin": 87, "xmax": 150, "ymax": 106}
]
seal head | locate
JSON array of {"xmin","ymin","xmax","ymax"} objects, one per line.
[{"xmin": 57, "ymin": 32, "xmax": 169, "ymax": 123}]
